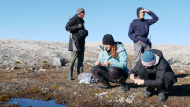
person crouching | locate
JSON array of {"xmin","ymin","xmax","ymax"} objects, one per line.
[
  {"xmin": 129, "ymin": 49, "xmax": 177, "ymax": 101},
  {"xmin": 91, "ymin": 34, "xmax": 129, "ymax": 93}
]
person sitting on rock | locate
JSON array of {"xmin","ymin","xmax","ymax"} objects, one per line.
[
  {"xmin": 91, "ymin": 34, "xmax": 129, "ymax": 93},
  {"xmin": 129, "ymin": 49, "xmax": 177, "ymax": 101}
]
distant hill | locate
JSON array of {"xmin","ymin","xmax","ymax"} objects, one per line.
[{"xmin": 0, "ymin": 39, "xmax": 190, "ymax": 69}]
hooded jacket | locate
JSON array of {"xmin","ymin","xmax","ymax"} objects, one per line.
[
  {"xmin": 65, "ymin": 14, "xmax": 88, "ymax": 51},
  {"xmin": 98, "ymin": 42, "xmax": 129, "ymax": 73},
  {"xmin": 128, "ymin": 11, "xmax": 159, "ymax": 43},
  {"xmin": 129, "ymin": 49, "xmax": 174, "ymax": 87}
]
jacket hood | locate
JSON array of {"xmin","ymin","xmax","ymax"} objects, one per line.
[
  {"xmin": 100, "ymin": 42, "xmax": 125, "ymax": 53},
  {"xmin": 150, "ymin": 49, "xmax": 163, "ymax": 66}
]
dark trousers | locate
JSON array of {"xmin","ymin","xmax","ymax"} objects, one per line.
[
  {"xmin": 91, "ymin": 66, "xmax": 128, "ymax": 83},
  {"xmin": 138, "ymin": 67, "xmax": 177, "ymax": 89}
]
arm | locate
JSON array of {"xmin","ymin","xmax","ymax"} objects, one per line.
[
  {"xmin": 143, "ymin": 67, "xmax": 166, "ymax": 87},
  {"xmin": 97, "ymin": 50, "xmax": 104, "ymax": 63},
  {"xmin": 128, "ymin": 22, "xmax": 140, "ymax": 43},
  {"xmin": 65, "ymin": 17, "xmax": 82, "ymax": 32},
  {"xmin": 146, "ymin": 11, "xmax": 159, "ymax": 26},
  {"xmin": 129, "ymin": 60, "xmax": 142, "ymax": 76}
]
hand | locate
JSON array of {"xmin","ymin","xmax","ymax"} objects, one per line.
[
  {"xmin": 101, "ymin": 62, "xmax": 111, "ymax": 67},
  {"xmin": 137, "ymin": 40, "xmax": 141, "ymax": 43},
  {"xmin": 95, "ymin": 60, "xmax": 101, "ymax": 65},
  {"xmin": 134, "ymin": 79, "xmax": 144, "ymax": 85},
  {"xmin": 78, "ymin": 24, "xmax": 83, "ymax": 28},
  {"xmin": 130, "ymin": 74, "xmax": 136, "ymax": 80},
  {"xmin": 140, "ymin": 10, "xmax": 150, "ymax": 13}
]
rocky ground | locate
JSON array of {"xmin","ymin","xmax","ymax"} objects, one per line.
[
  {"xmin": 0, "ymin": 39, "xmax": 190, "ymax": 107},
  {"xmin": 0, "ymin": 64, "xmax": 190, "ymax": 107}
]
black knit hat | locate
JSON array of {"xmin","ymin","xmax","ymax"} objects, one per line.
[
  {"xmin": 137, "ymin": 7, "xmax": 144, "ymax": 17},
  {"xmin": 103, "ymin": 34, "xmax": 115, "ymax": 45}
]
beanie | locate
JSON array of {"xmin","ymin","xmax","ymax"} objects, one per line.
[
  {"xmin": 141, "ymin": 51, "xmax": 156, "ymax": 67},
  {"xmin": 137, "ymin": 7, "xmax": 144, "ymax": 17},
  {"xmin": 103, "ymin": 34, "xmax": 115, "ymax": 45},
  {"xmin": 77, "ymin": 7, "xmax": 84, "ymax": 15}
]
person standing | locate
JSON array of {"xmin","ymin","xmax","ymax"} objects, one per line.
[
  {"xmin": 128, "ymin": 7, "xmax": 159, "ymax": 69},
  {"xmin": 129, "ymin": 49, "xmax": 177, "ymax": 101},
  {"xmin": 65, "ymin": 7, "xmax": 88, "ymax": 80},
  {"xmin": 91, "ymin": 34, "xmax": 129, "ymax": 93}
]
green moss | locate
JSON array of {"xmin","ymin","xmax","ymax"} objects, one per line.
[
  {"xmin": 51, "ymin": 85, "xmax": 58, "ymax": 89},
  {"xmin": 27, "ymin": 69, "xmax": 33, "ymax": 73},
  {"xmin": 42, "ymin": 60, "xmax": 48, "ymax": 63},
  {"xmin": 15, "ymin": 61, "xmax": 21, "ymax": 64},
  {"xmin": 24, "ymin": 63, "xmax": 28, "ymax": 65},
  {"xmin": 47, "ymin": 94, "xmax": 52, "ymax": 98}
]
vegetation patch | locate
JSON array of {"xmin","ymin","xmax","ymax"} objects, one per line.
[
  {"xmin": 15, "ymin": 61, "xmax": 21, "ymax": 64},
  {"xmin": 42, "ymin": 60, "xmax": 48, "ymax": 63},
  {"xmin": 51, "ymin": 85, "xmax": 58, "ymax": 89},
  {"xmin": 0, "ymin": 95, "xmax": 11, "ymax": 102}
]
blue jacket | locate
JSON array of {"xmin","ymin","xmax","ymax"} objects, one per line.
[
  {"xmin": 128, "ymin": 11, "xmax": 159, "ymax": 43},
  {"xmin": 98, "ymin": 42, "xmax": 129, "ymax": 73}
]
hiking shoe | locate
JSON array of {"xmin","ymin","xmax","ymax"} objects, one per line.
[
  {"xmin": 68, "ymin": 78, "xmax": 74, "ymax": 80},
  {"xmin": 117, "ymin": 76, "xmax": 128, "ymax": 92},
  {"xmin": 143, "ymin": 87, "xmax": 155, "ymax": 98},
  {"xmin": 96, "ymin": 83, "xmax": 110, "ymax": 89},
  {"xmin": 158, "ymin": 92, "xmax": 166, "ymax": 101},
  {"xmin": 96, "ymin": 77, "xmax": 111, "ymax": 89},
  {"xmin": 121, "ymin": 83, "xmax": 128, "ymax": 93}
]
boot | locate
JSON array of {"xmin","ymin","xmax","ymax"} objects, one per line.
[
  {"xmin": 77, "ymin": 67, "xmax": 83, "ymax": 75},
  {"xmin": 68, "ymin": 67, "xmax": 74, "ymax": 80},
  {"xmin": 157, "ymin": 87, "xmax": 166, "ymax": 101},
  {"xmin": 96, "ymin": 76, "xmax": 111, "ymax": 89},
  {"xmin": 143, "ymin": 87, "xmax": 155, "ymax": 98},
  {"xmin": 118, "ymin": 76, "xmax": 129, "ymax": 93}
]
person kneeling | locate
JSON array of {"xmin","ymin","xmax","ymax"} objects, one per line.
[
  {"xmin": 129, "ymin": 49, "xmax": 177, "ymax": 101},
  {"xmin": 91, "ymin": 34, "xmax": 129, "ymax": 93}
]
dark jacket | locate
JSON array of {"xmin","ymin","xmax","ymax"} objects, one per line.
[
  {"xmin": 65, "ymin": 14, "xmax": 88, "ymax": 51},
  {"xmin": 129, "ymin": 49, "xmax": 174, "ymax": 87},
  {"xmin": 128, "ymin": 11, "xmax": 159, "ymax": 43}
]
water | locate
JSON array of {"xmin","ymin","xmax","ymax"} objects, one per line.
[{"xmin": 7, "ymin": 98, "xmax": 66, "ymax": 107}]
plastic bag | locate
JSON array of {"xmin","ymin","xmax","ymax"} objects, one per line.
[{"xmin": 77, "ymin": 73, "xmax": 98, "ymax": 84}]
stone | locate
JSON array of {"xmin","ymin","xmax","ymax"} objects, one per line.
[
  {"xmin": 39, "ymin": 69, "xmax": 46, "ymax": 72},
  {"xmin": 11, "ymin": 66, "xmax": 16, "ymax": 70}
]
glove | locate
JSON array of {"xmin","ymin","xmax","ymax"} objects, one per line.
[{"xmin": 78, "ymin": 24, "xmax": 83, "ymax": 28}]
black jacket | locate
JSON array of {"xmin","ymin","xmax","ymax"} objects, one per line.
[
  {"xmin": 129, "ymin": 49, "xmax": 174, "ymax": 87},
  {"xmin": 65, "ymin": 14, "xmax": 87, "ymax": 51}
]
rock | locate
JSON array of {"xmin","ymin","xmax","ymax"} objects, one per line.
[
  {"xmin": 163, "ymin": 105, "xmax": 170, "ymax": 107},
  {"xmin": 177, "ymin": 70, "xmax": 186, "ymax": 73},
  {"xmin": 53, "ymin": 57, "xmax": 61, "ymax": 66},
  {"xmin": 39, "ymin": 69, "xmax": 46, "ymax": 72},
  {"xmin": 125, "ymin": 95, "xmax": 135, "ymax": 104},
  {"xmin": 29, "ymin": 68, "xmax": 35, "ymax": 70},
  {"xmin": 5, "ymin": 68, "xmax": 10, "ymax": 70},
  {"xmin": 11, "ymin": 66, "xmax": 16, "ymax": 70},
  {"xmin": 126, "ymin": 97, "xmax": 134, "ymax": 103},
  {"xmin": 119, "ymin": 97, "xmax": 125, "ymax": 103}
]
